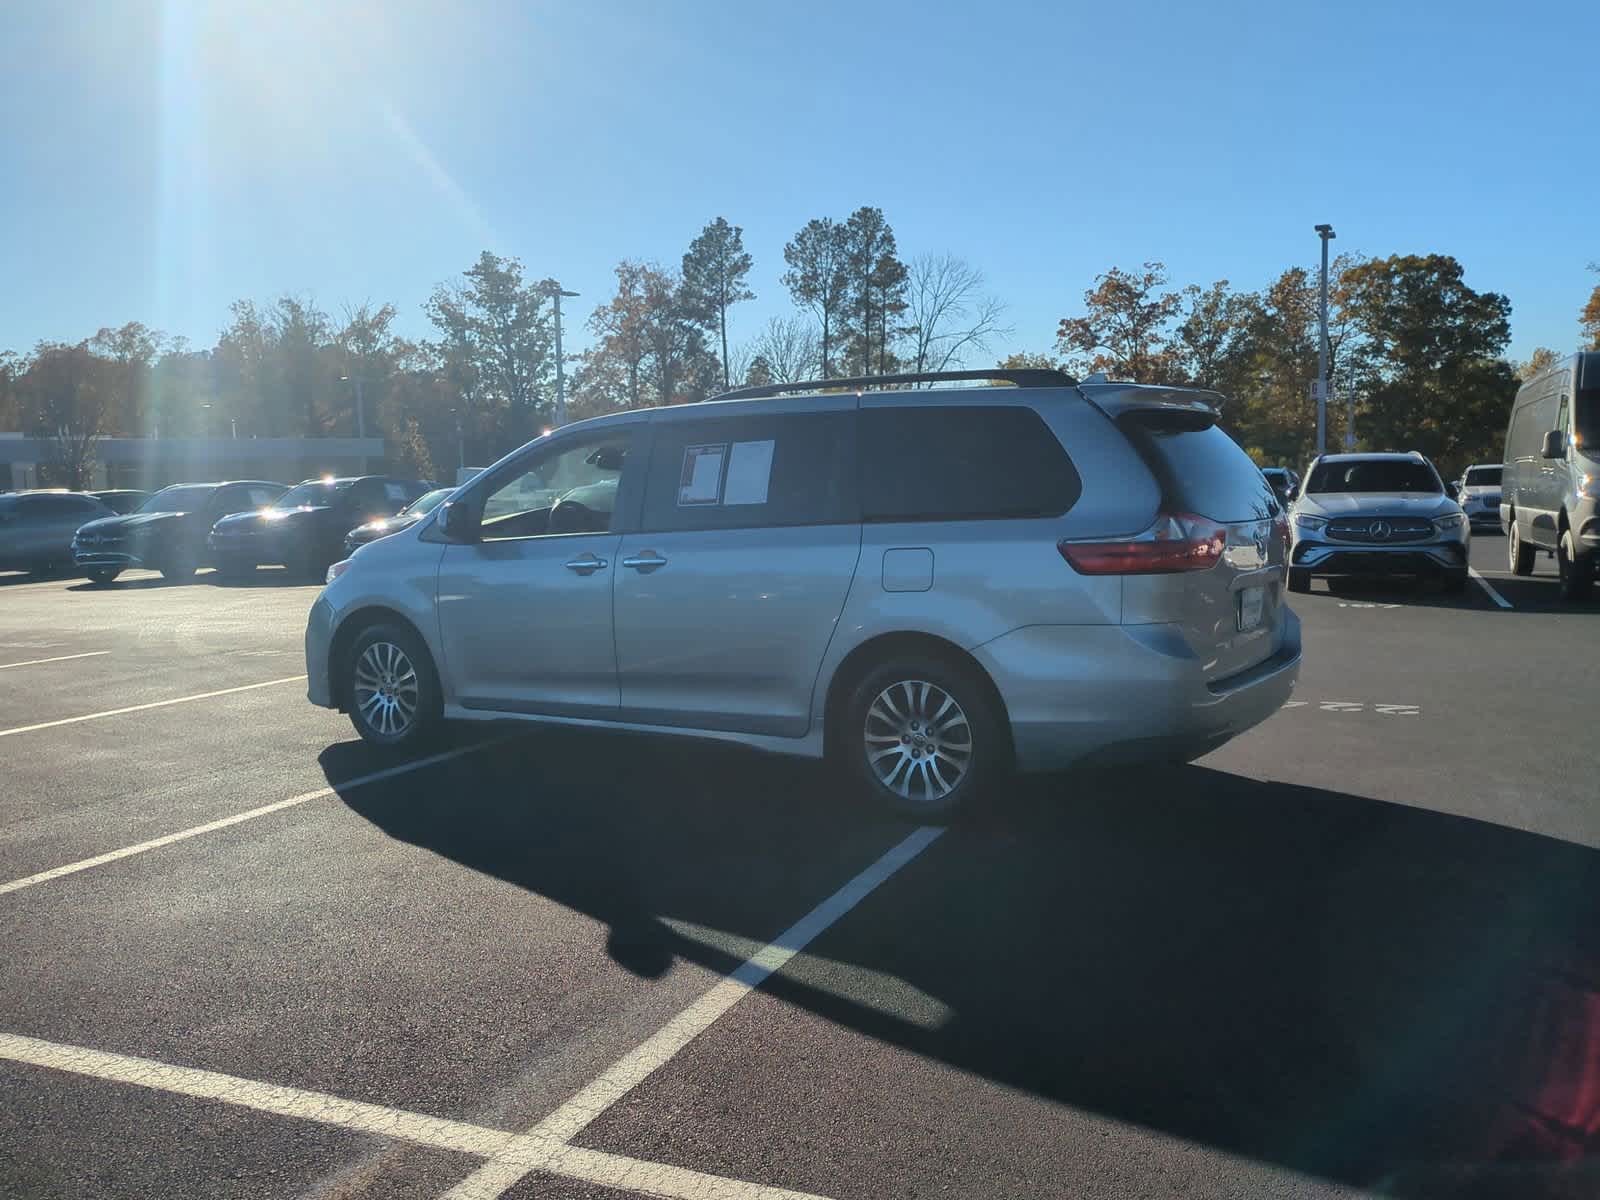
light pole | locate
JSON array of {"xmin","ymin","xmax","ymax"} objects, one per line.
[
  {"xmin": 339, "ymin": 374, "xmax": 369, "ymax": 473},
  {"xmin": 548, "ymin": 284, "xmax": 579, "ymax": 427},
  {"xmin": 1314, "ymin": 224, "xmax": 1336, "ymax": 455},
  {"xmin": 452, "ymin": 407, "xmax": 465, "ymax": 476}
]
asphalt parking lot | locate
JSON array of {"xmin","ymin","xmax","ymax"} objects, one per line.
[{"xmin": 3, "ymin": 539, "xmax": 1598, "ymax": 1200}]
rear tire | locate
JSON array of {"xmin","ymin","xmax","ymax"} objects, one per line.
[
  {"xmin": 1287, "ymin": 567, "xmax": 1311, "ymax": 594},
  {"xmin": 345, "ymin": 622, "xmax": 442, "ymax": 750},
  {"xmin": 1508, "ymin": 518, "xmax": 1535, "ymax": 576},
  {"xmin": 838, "ymin": 654, "xmax": 1003, "ymax": 822},
  {"xmin": 1557, "ymin": 529, "xmax": 1593, "ymax": 602},
  {"xmin": 85, "ymin": 567, "xmax": 121, "ymax": 585}
]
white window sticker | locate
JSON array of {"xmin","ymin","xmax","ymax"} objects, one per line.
[
  {"xmin": 678, "ymin": 444, "xmax": 726, "ymax": 506},
  {"xmin": 722, "ymin": 439, "xmax": 775, "ymax": 506}
]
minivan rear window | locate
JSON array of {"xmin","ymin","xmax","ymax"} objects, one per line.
[
  {"xmin": 1119, "ymin": 416, "xmax": 1277, "ymax": 523},
  {"xmin": 859, "ymin": 405, "xmax": 1080, "ymax": 522}
]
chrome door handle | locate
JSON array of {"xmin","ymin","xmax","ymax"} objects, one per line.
[
  {"xmin": 563, "ymin": 555, "xmax": 608, "ymax": 575},
  {"xmin": 621, "ymin": 552, "xmax": 668, "ymax": 571}
]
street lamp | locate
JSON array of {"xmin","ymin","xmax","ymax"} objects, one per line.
[
  {"xmin": 547, "ymin": 284, "xmax": 579, "ymax": 427},
  {"xmin": 1314, "ymin": 223, "xmax": 1336, "ymax": 455}
]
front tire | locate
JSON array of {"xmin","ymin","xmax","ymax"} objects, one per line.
[
  {"xmin": 1508, "ymin": 518, "xmax": 1535, "ymax": 576},
  {"xmin": 839, "ymin": 655, "xmax": 1003, "ymax": 822},
  {"xmin": 1287, "ymin": 567, "xmax": 1311, "ymax": 594},
  {"xmin": 1557, "ymin": 529, "xmax": 1593, "ymax": 602},
  {"xmin": 346, "ymin": 622, "xmax": 442, "ymax": 749}
]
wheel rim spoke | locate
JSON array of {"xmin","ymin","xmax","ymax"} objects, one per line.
[{"xmin": 356, "ymin": 641, "xmax": 416, "ymax": 737}]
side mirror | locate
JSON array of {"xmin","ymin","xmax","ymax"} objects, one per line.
[
  {"xmin": 1541, "ymin": 429, "xmax": 1566, "ymax": 459},
  {"xmin": 1445, "ymin": 482, "xmax": 1460, "ymax": 500},
  {"xmin": 438, "ymin": 498, "xmax": 479, "ymax": 543}
]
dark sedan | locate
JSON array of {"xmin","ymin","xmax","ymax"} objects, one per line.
[
  {"xmin": 72, "ymin": 481, "xmax": 288, "ymax": 584},
  {"xmin": 342, "ymin": 487, "xmax": 453, "ymax": 555},
  {"xmin": 208, "ymin": 475, "xmax": 431, "ymax": 579}
]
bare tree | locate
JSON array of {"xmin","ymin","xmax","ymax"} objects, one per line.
[
  {"xmin": 903, "ymin": 255, "xmax": 1011, "ymax": 379},
  {"xmin": 748, "ymin": 315, "xmax": 821, "ymax": 382}
]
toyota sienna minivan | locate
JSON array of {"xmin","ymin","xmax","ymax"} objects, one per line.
[{"xmin": 305, "ymin": 369, "xmax": 1301, "ymax": 818}]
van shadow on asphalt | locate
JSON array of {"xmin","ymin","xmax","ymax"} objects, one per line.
[{"xmin": 326, "ymin": 733, "xmax": 1600, "ymax": 1197}]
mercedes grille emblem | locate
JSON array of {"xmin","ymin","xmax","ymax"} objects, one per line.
[{"xmin": 1369, "ymin": 519, "xmax": 1392, "ymax": 541}]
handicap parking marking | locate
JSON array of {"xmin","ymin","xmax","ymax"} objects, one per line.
[
  {"xmin": 1280, "ymin": 699, "xmax": 1419, "ymax": 715},
  {"xmin": 0, "ymin": 650, "xmax": 110, "ymax": 670}
]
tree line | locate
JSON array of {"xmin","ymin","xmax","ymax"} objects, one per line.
[
  {"xmin": 1026, "ymin": 256, "xmax": 1600, "ymax": 477},
  {"xmin": 1, "ymin": 213, "xmax": 1595, "ymax": 488}
]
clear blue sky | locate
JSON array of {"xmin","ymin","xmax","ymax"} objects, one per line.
[{"xmin": 3, "ymin": 0, "xmax": 1596, "ymax": 365}]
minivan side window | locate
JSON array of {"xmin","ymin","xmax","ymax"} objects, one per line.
[
  {"xmin": 859, "ymin": 405, "xmax": 1082, "ymax": 522},
  {"xmin": 639, "ymin": 411, "xmax": 855, "ymax": 532},
  {"xmin": 479, "ymin": 431, "xmax": 633, "ymax": 540}
]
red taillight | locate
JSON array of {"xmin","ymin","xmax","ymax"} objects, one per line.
[{"xmin": 1058, "ymin": 512, "xmax": 1228, "ymax": 575}]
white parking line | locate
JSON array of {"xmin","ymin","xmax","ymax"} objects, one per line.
[
  {"xmin": 0, "ymin": 675, "xmax": 306, "ymax": 739},
  {"xmin": 0, "ymin": 1031, "xmax": 836, "ymax": 1200},
  {"xmin": 437, "ymin": 825, "xmax": 946, "ymax": 1200},
  {"xmin": 0, "ymin": 739, "xmax": 511, "ymax": 897},
  {"xmin": 0, "ymin": 650, "xmax": 110, "ymax": 671},
  {"xmin": 1469, "ymin": 568, "xmax": 1513, "ymax": 609}
]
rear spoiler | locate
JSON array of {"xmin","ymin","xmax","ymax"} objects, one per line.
[{"xmin": 1077, "ymin": 382, "xmax": 1223, "ymax": 428}]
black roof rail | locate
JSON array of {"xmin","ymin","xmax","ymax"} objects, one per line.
[{"xmin": 709, "ymin": 367, "xmax": 1077, "ymax": 403}]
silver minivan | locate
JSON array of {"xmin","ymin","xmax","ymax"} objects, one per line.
[{"xmin": 305, "ymin": 370, "xmax": 1301, "ymax": 818}]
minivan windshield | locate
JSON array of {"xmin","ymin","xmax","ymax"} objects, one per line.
[
  {"xmin": 1463, "ymin": 466, "xmax": 1502, "ymax": 487},
  {"xmin": 1306, "ymin": 460, "xmax": 1440, "ymax": 494},
  {"xmin": 273, "ymin": 480, "xmax": 353, "ymax": 509},
  {"xmin": 139, "ymin": 485, "xmax": 215, "ymax": 513},
  {"xmin": 402, "ymin": 488, "xmax": 451, "ymax": 516}
]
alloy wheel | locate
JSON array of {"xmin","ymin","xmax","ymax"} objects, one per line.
[
  {"xmin": 354, "ymin": 641, "xmax": 420, "ymax": 738},
  {"xmin": 863, "ymin": 679, "xmax": 973, "ymax": 806}
]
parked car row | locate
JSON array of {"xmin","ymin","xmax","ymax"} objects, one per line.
[{"xmin": 0, "ymin": 475, "xmax": 436, "ymax": 583}]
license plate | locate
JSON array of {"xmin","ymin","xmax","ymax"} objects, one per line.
[{"xmin": 1237, "ymin": 586, "xmax": 1265, "ymax": 632}]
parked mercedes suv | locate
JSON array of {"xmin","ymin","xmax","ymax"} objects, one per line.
[
  {"xmin": 209, "ymin": 475, "xmax": 430, "ymax": 579},
  {"xmin": 1289, "ymin": 452, "xmax": 1469, "ymax": 594},
  {"xmin": 305, "ymin": 369, "xmax": 1301, "ymax": 819}
]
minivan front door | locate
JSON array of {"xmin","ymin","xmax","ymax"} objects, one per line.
[
  {"xmin": 612, "ymin": 407, "xmax": 860, "ymax": 737},
  {"xmin": 435, "ymin": 427, "xmax": 640, "ymax": 716}
]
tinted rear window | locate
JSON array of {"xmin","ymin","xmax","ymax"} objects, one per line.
[
  {"xmin": 1119, "ymin": 416, "xmax": 1276, "ymax": 522},
  {"xmin": 1464, "ymin": 466, "xmax": 1502, "ymax": 486},
  {"xmin": 859, "ymin": 405, "xmax": 1080, "ymax": 522}
]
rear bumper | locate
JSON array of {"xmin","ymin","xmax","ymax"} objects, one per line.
[{"xmin": 973, "ymin": 609, "xmax": 1302, "ymax": 774}]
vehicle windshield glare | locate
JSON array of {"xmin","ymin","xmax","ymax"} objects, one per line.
[
  {"xmin": 138, "ymin": 485, "xmax": 215, "ymax": 513},
  {"xmin": 1463, "ymin": 466, "xmax": 1503, "ymax": 486},
  {"xmin": 273, "ymin": 480, "xmax": 353, "ymax": 509},
  {"xmin": 1306, "ymin": 460, "xmax": 1441, "ymax": 494},
  {"xmin": 402, "ymin": 488, "xmax": 452, "ymax": 516}
]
